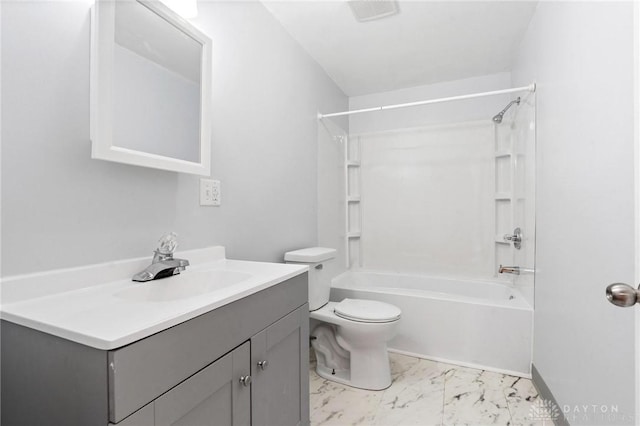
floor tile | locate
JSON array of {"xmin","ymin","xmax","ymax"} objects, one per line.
[
  {"xmin": 310, "ymin": 371, "xmax": 384, "ymax": 426},
  {"xmin": 310, "ymin": 352, "xmax": 540, "ymax": 426},
  {"xmin": 375, "ymin": 356, "xmax": 447, "ymax": 425},
  {"xmin": 504, "ymin": 377, "xmax": 543, "ymax": 426}
]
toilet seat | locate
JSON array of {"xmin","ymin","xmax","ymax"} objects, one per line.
[{"xmin": 333, "ymin": 298, "xmax": 401, "ymax": 323}]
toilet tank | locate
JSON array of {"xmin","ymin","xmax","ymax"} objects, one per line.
[{"xmin": 284, "ymin": 247, "xmax": 336, "ymax": 311}]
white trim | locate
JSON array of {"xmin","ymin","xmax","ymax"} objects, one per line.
[
  {"xmin": 387, "ymin": 348, "xmax": 532, "ymax": 379},
  {"xmin": 0, "ymin": 0, "xmax": 3, "ymax": 281},
  {"xmin": 343, "ymin": 135, "xmax": 350, "ymax": 268},
  {"xmin": 90, "ymin": 0, "xmax": 212, "ymax": 176},
  {"xmin": 634, "ymin": 0, "xmax": 640, "ymax": 421},
  {"xmin": 318, "ymin": 83, "xmax": 536, "ymax": 119}
]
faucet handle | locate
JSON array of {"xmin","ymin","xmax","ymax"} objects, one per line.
[
  {"xmin": 157, "ymin": 232, "xmax": 179, "ymax": 255},
  {"xmin": 502, "ymin": 227, "xmax": 522, "ymax": 249}
]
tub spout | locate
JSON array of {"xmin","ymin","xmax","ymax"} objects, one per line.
[{"xmin": 499, "ymin": 265, "xmax": 520, "ymax": 275}]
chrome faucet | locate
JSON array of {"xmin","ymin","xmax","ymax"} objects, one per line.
[
  {"xmin": 132, "ymin": 233, "xmax": 190, "ymax": 282},
  {"xmin": 498, "ymin": 265, "xmax": 520, "ymax": 275},
  {"xmin": 498, "ymin": 264, "xmax": 535, "ymax": 275}
]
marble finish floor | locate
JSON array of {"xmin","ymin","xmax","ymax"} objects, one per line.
[{"xmin": 310, "ymin": 352, "xmax": 543, "ymax": 426}]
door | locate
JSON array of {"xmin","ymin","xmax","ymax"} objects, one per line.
[
  {"xmin": 635, "ymin": 2, "xmax": 640, "ymax": 421},
  {"xmin": 154, "ymin": 342, "xmax": 251, "ymax": 426},
  {"xmin": 606, "ymin": 2, "xmax": 640, "ymax": 423},
  {"xmin": 251, "ymin": 305, "xmax": 310, "ymax": 426}
]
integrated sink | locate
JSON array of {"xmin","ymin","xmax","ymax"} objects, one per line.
[
  {"xmin": 0, "ymin": 246, "xmax": 308, "ymax": 349},
  {"xmin": 115, "ymin": 269, "xmax": 253, "ymax": 302}
]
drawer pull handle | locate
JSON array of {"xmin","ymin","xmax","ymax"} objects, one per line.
[
  {"xmin": 257, "ymin": 360, "xmax": 268, "ymax": 370},
  {"xmin": 239, "ymin": 375, "xmax": 251, "ymax": 387}
]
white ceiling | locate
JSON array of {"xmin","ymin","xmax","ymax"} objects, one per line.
[{"xmin": 262, "ymin": 1, "xmax": 538, "ymax": 96}]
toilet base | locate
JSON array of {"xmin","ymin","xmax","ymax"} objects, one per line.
[
  {"xmin": 313, "ymin": 345, "xmax": 392, "ymax": 391},
  {"xmin": 315, "ymin": 363, "xmax": 351, "ymax": 387},
  {"xmin": 309, "ymin": 301, "xmax": 399, "ymax": 391}
]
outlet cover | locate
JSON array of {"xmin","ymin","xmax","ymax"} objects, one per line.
[{"xmin": 200, "ymin": 179, "xmax": 221, "ymax": 206}]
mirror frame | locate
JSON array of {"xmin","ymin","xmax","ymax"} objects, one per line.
[{"xmin": 90, "ymin": 0, "xmax": 212, "ymax": 175}]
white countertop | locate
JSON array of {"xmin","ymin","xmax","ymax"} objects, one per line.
[{"xmin": 0, "ymin": 247, "xmax": 308, "ymax": 350}]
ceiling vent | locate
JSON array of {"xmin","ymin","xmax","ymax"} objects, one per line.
[{"xmin": 348, "ymin": 0, "xmax": 400, "ymax": 22}]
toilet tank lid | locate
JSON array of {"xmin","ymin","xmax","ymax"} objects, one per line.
[{"xmin": 284, "ymin": 247, "xmax": 336, "ymax": 263}]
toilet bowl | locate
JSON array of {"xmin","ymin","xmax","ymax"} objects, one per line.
[
  {"xmin": 310, "ymin": 299, "xmax": 400, "ymax": 390},
  {"xmin": 284, "ymin": 247, "xmax": 402, "ymax": 391}
]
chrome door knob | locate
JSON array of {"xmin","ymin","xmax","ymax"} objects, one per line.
[
  {"xmin": 239, "ymin": 375, "xmax": 251, "ymax": 387},
  {"xmin": 606, "ymin": 283, "xmax": 640, "ymax": 307},
  {"xmin": 257, "ymin": 360, "xmax": 268, "ymax": 370}
]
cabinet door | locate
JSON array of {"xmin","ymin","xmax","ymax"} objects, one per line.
[
  {"xmin": 154, "ymin": 342, "xmax": 251, "ymax": 426},
  {"xmin": 251, "ymin": 304, "xmax": 309, "ymax": 426},
  {"xmin": 109, "ymin": 403, "xmax": 154, "ymax": 426}
]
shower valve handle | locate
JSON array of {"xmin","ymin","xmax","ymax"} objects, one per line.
[{"xmin": 503, "ymin": 227, "xmax": 522, "ymax": 249}]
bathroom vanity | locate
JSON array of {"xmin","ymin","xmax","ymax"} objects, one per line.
[{"xmin": 0, "ymin": 247, "xmax": 309, "ymax": 426}]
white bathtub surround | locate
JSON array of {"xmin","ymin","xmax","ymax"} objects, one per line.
[
  {"xmin": 344, "ymin": 73, "xmax": 537, "ymax": 308},
  {"xmin": 356, "ymin": 121, "xmax": 495, "ymax": 280},
  {"xmin": 310, "ymin": 352, "xmax": 541, "ymax": 426},
  {"xmin": 331, "ymin": 271, "xmax": 533, "ymax": 377}
]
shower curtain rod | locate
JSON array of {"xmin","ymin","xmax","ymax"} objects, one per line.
[{"xmin": 318, "ymin": 83, "xmax": 536, "ymax": 119}]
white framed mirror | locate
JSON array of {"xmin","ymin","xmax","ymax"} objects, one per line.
[{"xmin": 90, "ymin": 0, "xmax": 212, "ymax": 175}]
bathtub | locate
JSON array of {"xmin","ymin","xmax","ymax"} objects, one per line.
[{"xmin": 330, "ymin": 271, "xmax": 533, "ymax": 377}]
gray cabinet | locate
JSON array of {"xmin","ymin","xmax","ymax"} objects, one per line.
[
  {"xmin": 114, "ymin": 342, "xmax": 252, "ymax": 426},
  {"xmin": 1, "ymin": 273, "xmax": 309, "ymax": 426},
  {"xmin": 154, "ymin": 342, "xmax": 251, "ymax": 426},
  {"xmin": 251, "ymin": 307, "xmax": 309, "ymax": 426},
  {"xmin": 115, "ymin": 404, "xmax": 154, "ymax": 426},
  {"xmin": 119, "ymin": 305, "xmax": 311, "ymax": 426}
]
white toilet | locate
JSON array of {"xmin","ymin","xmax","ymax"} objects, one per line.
[{"xmin": 284, "ymin": 247, "xmax": 401, "ymax": 391}]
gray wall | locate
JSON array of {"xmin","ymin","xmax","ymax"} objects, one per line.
[
  {"xmin": 512, "ymin": 2, "xmax": 636, "ymax": 423},
  {"xmin": 1, "ymin": 1, "xmax": 347, "ymax": 276},
  {"xmin": 349, "ymin": 72, "xmax": 512, "ymax": 134}
]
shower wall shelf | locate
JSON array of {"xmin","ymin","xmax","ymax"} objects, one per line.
[
  {"xmin": 493, "ymin": 115, "xmax": 522, "ymax": 281},
  {"xmin": 344, "ymin": 136, "xmax": 362, "ymax": 268}
]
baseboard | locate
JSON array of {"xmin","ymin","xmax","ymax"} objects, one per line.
[
  {"xmin": 532, "ymin": 364, "xmax": 570, "ymax": 426},
  {"xmin": 387, "ymin": 347, "xmax": 532, "ymax": 379}
]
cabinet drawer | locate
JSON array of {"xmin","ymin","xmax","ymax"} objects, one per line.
[{"xmin": 108, "ymin": 273, "xmax": 307, "ymax": 423}]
